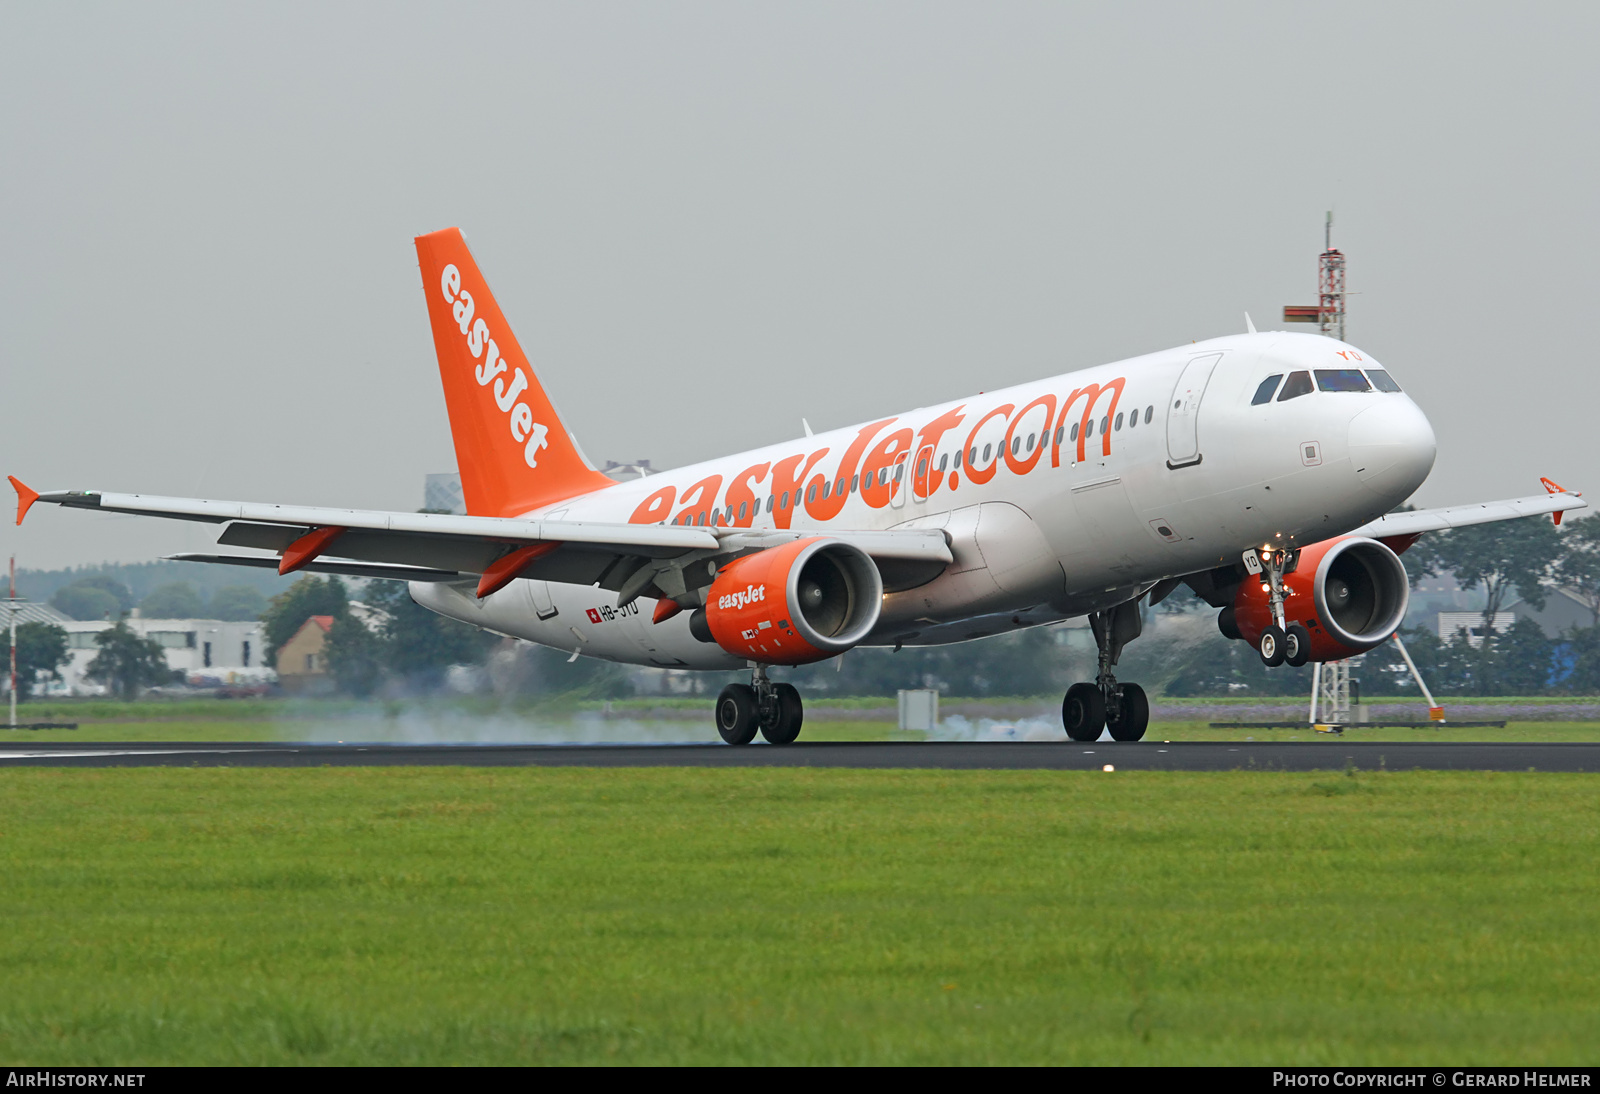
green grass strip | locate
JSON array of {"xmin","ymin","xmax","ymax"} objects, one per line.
[{"xmin": 1, "ymin": 767, "xmax": 1597, "ymax": 1064}]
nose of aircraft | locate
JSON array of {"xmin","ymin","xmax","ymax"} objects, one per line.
[{"xmin": 1348, "ymin": 397, "xmax": 1437, "ymax": 501}]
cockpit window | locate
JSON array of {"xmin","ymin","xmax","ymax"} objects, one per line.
[
  {"xmin": 1366, "ymin": 369, "xmax": 1402, "ymax": 393},
  {"xmin": 1277, "ymin": 371, "xmax": 1314, "ymax": 401},
  {"xmin": 1251, "ymin": 374, "xmax": 1283, "ymax": 405},
  {"xmin": 1315, "ymin": 369, "xmax": 1372, "ymax": 393}
]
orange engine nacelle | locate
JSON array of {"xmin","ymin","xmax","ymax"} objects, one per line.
[
  {"xmin": 702, "ymin": 537, "xmax": 883, "ymax": 665},
  {"xmin": 1224, "ymin": 535, "xmax": 1410, "ymax": 662}
]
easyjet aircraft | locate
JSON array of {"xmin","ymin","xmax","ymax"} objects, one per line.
[{"xmin": 10, "ymin": 229, "xmax": 1585, "ymax": 743}]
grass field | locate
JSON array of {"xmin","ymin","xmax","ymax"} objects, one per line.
[{"xmin": 1, "ymin": 766, "xmax": 1597, "ymax": 1064}]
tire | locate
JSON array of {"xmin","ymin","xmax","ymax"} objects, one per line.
[
  {"xmin": 1284, "ymin": 624, "xmax": 1312, "ymax": 668},
  {"xmin": 1258, "ymin": 624, "xmax": 1287, "ymax": 668},
  {"xmin": 1062, "ymin": 682, "xmax": 1106, "ymax": 742},
  {"xmin": 715, "ymin": 683, "xmax": 759, "ymax": 745},
  {"xmin": 761, "ymin": 683, "xmax": 804, "ymax": 745},
  {"xmin": 1107, "ymin": 682, "xmax": 1149, "ymax": 742}
]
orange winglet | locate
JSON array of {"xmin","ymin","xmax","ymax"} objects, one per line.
[
  {"xmin": 8, "ymin": 476, "xmax": 39, "ymax": 527},
  {"xmin": 477, "ymin": 541, "xmax": 560, "ymax": 599},
  {"xmin": 279, "ymin": 526, "xmax": 347, "ymax": 575},
  {"xmin": 1540, "ymin": 478, "xmax": 1582, "ymax": 524},
  {"xmin": 652, "ymin": 598, "xmax": 683, "ymax": 625}
]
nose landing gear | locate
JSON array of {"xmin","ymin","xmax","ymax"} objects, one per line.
[
  {"xmin": 1062, "ymin": 599, "xmax": 1151, "ymax": 742},
  {"xmin": 1251, "ymin": 546, "xmax": 1308, "ymax": 667},
  {"xmin": 716, "ymin": 663, "xmax": 804, "ymax": 745}
]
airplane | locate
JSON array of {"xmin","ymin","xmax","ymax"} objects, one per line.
[{"xmin": 9, "ymin": 228, "xmax": 1585, "ymax": 744}]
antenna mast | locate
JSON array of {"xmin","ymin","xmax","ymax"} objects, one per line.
[
  {"xmin": 1319, "ymin": 212, "xmax": 1347, "ymax": 342},
  {"xmin": 1282, "ymin": 211, "xmax": 1348, "ymax": 342}
]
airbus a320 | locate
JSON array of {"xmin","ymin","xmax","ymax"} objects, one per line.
[{"xmin": 11, "ymin": 229, "xmax": 1583, "ymax": 743}]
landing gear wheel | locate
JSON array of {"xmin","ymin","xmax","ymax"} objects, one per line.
[
  {"xmin": 1106, "ymin": 682, "xmax": 1149, "ymax": 742},
  {"xmin": 1284, "ymin": 624, "xmax": 1312, "ymax": 668},
  {"xmin": 760, "ymin": 683, "xmax": 804, "ymax": 745},
  {"xmin": 1062, "ymin": 682, "xmax": 1106, "ymax": 742},
  {"xmin": 715, "ymin": 683, "xmax": 759, "ymax": 745},
  {"xmin": 1258, "ymin": 625, "xmax": 1287, "ymax": 668}
]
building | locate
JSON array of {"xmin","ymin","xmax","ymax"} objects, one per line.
[
  {"xmin": 272, "ymin": 604, "xmax": 388, "ymax": 695},
  {"xmin": 49, "ymin": 614, "xmax": 271, "ymax": 695},
  {"xmin": 1504, "ymin": 587, "xmax": 1596, "ymax": 639},
  {"xmin": 601, "ymin": 460, "xmax": 654, "ymax": 481},
  {"xmin": 1436, "ymin": 611, "xmax": 1514, "ymax": 648},
  {"xmin": 424, "ymin": 473, "xmax": 466, "ymax": 515},
  {"xmin": 275, "ymin": 615, "xmax": 335, "ymax": 695},
  {"xmin": 4, "ymin": 601, "xmax": 73, "ymax": 627}
]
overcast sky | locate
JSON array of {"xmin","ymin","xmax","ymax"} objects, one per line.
[{"xmin": 3, "ymin": 1, "xmax": 1596, "ymax": 569}]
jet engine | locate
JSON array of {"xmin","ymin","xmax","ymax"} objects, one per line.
[
  {"xmin": 1222, "ymin": 535, "xmax": 1409, "ymax": 664},
  {"xmin": 694, "ymin": 537, "xmax": 883, "ymax": 665}
]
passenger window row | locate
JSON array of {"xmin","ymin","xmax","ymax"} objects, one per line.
[
  {"xmin": 671, "ymin": 461, "xmax": 919, "ymax": 525},
  {"xmin": 667, "ymin": 400, "xmax": 1158, "ymax": 526},
  {"xmin": 1251, "ymin": 369, "xmax": 1402, "ymax": 404}
]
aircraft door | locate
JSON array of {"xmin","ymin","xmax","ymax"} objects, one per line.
[
  {"xmin": 889, "ymin": 451, "xmax": 912, "ymax": 509},
  {"xmin": 911, "ymin": 444, "xmax": 935, "ymax": 503},
  {"xmin": 1166, "ymin": 352, "xmax": 1223, "ymax": 469}
]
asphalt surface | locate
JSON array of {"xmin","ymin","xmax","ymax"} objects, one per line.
[{"xmin": 1, "ymin": 740, "xmax": 1598, "ymax": 771}]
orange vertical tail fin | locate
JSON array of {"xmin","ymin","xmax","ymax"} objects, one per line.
[{"xmin": 414, "ymin": 228, "xmax": 613, "ymax": 518}]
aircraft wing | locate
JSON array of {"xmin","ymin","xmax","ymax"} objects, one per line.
[
  {"xmin": 11, "ymin": 482, "xmax": 952, "ymax": 595},
  {"xmin": 1350, "ymin": 484, "xmax": 1586, "ymax": 540}
]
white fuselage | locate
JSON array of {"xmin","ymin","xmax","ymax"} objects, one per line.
[{"xmin": 413, "ymin": 331, "xmax": 1437, "ymax": 669}]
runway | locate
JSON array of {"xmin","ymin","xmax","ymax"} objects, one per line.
[{"xmin": 2, "ymin": 740, "xmax": 1598, "ymax": 771}]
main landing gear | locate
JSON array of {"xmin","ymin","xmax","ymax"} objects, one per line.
[
  {"xmin": 1062, "ymin": 599, "xmax": 1151, "ymax": 743},
  {"xmin": 716, "ymin": 663, "xmax": 804, "ymax": 745}
]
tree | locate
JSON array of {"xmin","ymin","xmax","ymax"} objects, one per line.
[
  {"xmin": 1496, "ymin": 617, "xmax": 1555, "ymax": 695},
  {"xmin": 51, "ymin": 575, "xmax": 133, "ymax": 621},
  {"xmin": 1427, "ymin": 516, "xmax": 1561, "ymax": 688},
  {"xmin": 138, "ymin": 581, "xmax": 204, "ymax": 619},
  {"xmin": 353, "ymin": 581, "xmax": 496, "ymax": 691},
  {"xmin": 209, "ymin": 585, "xmax": 268, "ymax": 622},
  {"xmin": 1563, "ymin": 626, "xmax": 1600, "ymax": 694},
  {"xmin": 1554, "ymin": 516, "xmax": 1600, "ymax": 627},
  {"xmin": 1430, "ymin": 517, "xmax": 1561, "ymax": 632},
  {"xmin": 323, "ymin": 614, "xmax": 384, "ymax": 697},
  {"xmin": 12, "ymin": 621, "xmax": 69, "ymax": 701},
  {"xmin": 260, "ymin": 576, "xmax": 350, "ymax": 667},
  {"xmin": 85, "ymin": 620, "xmax": 176, "ymax": 699}
]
